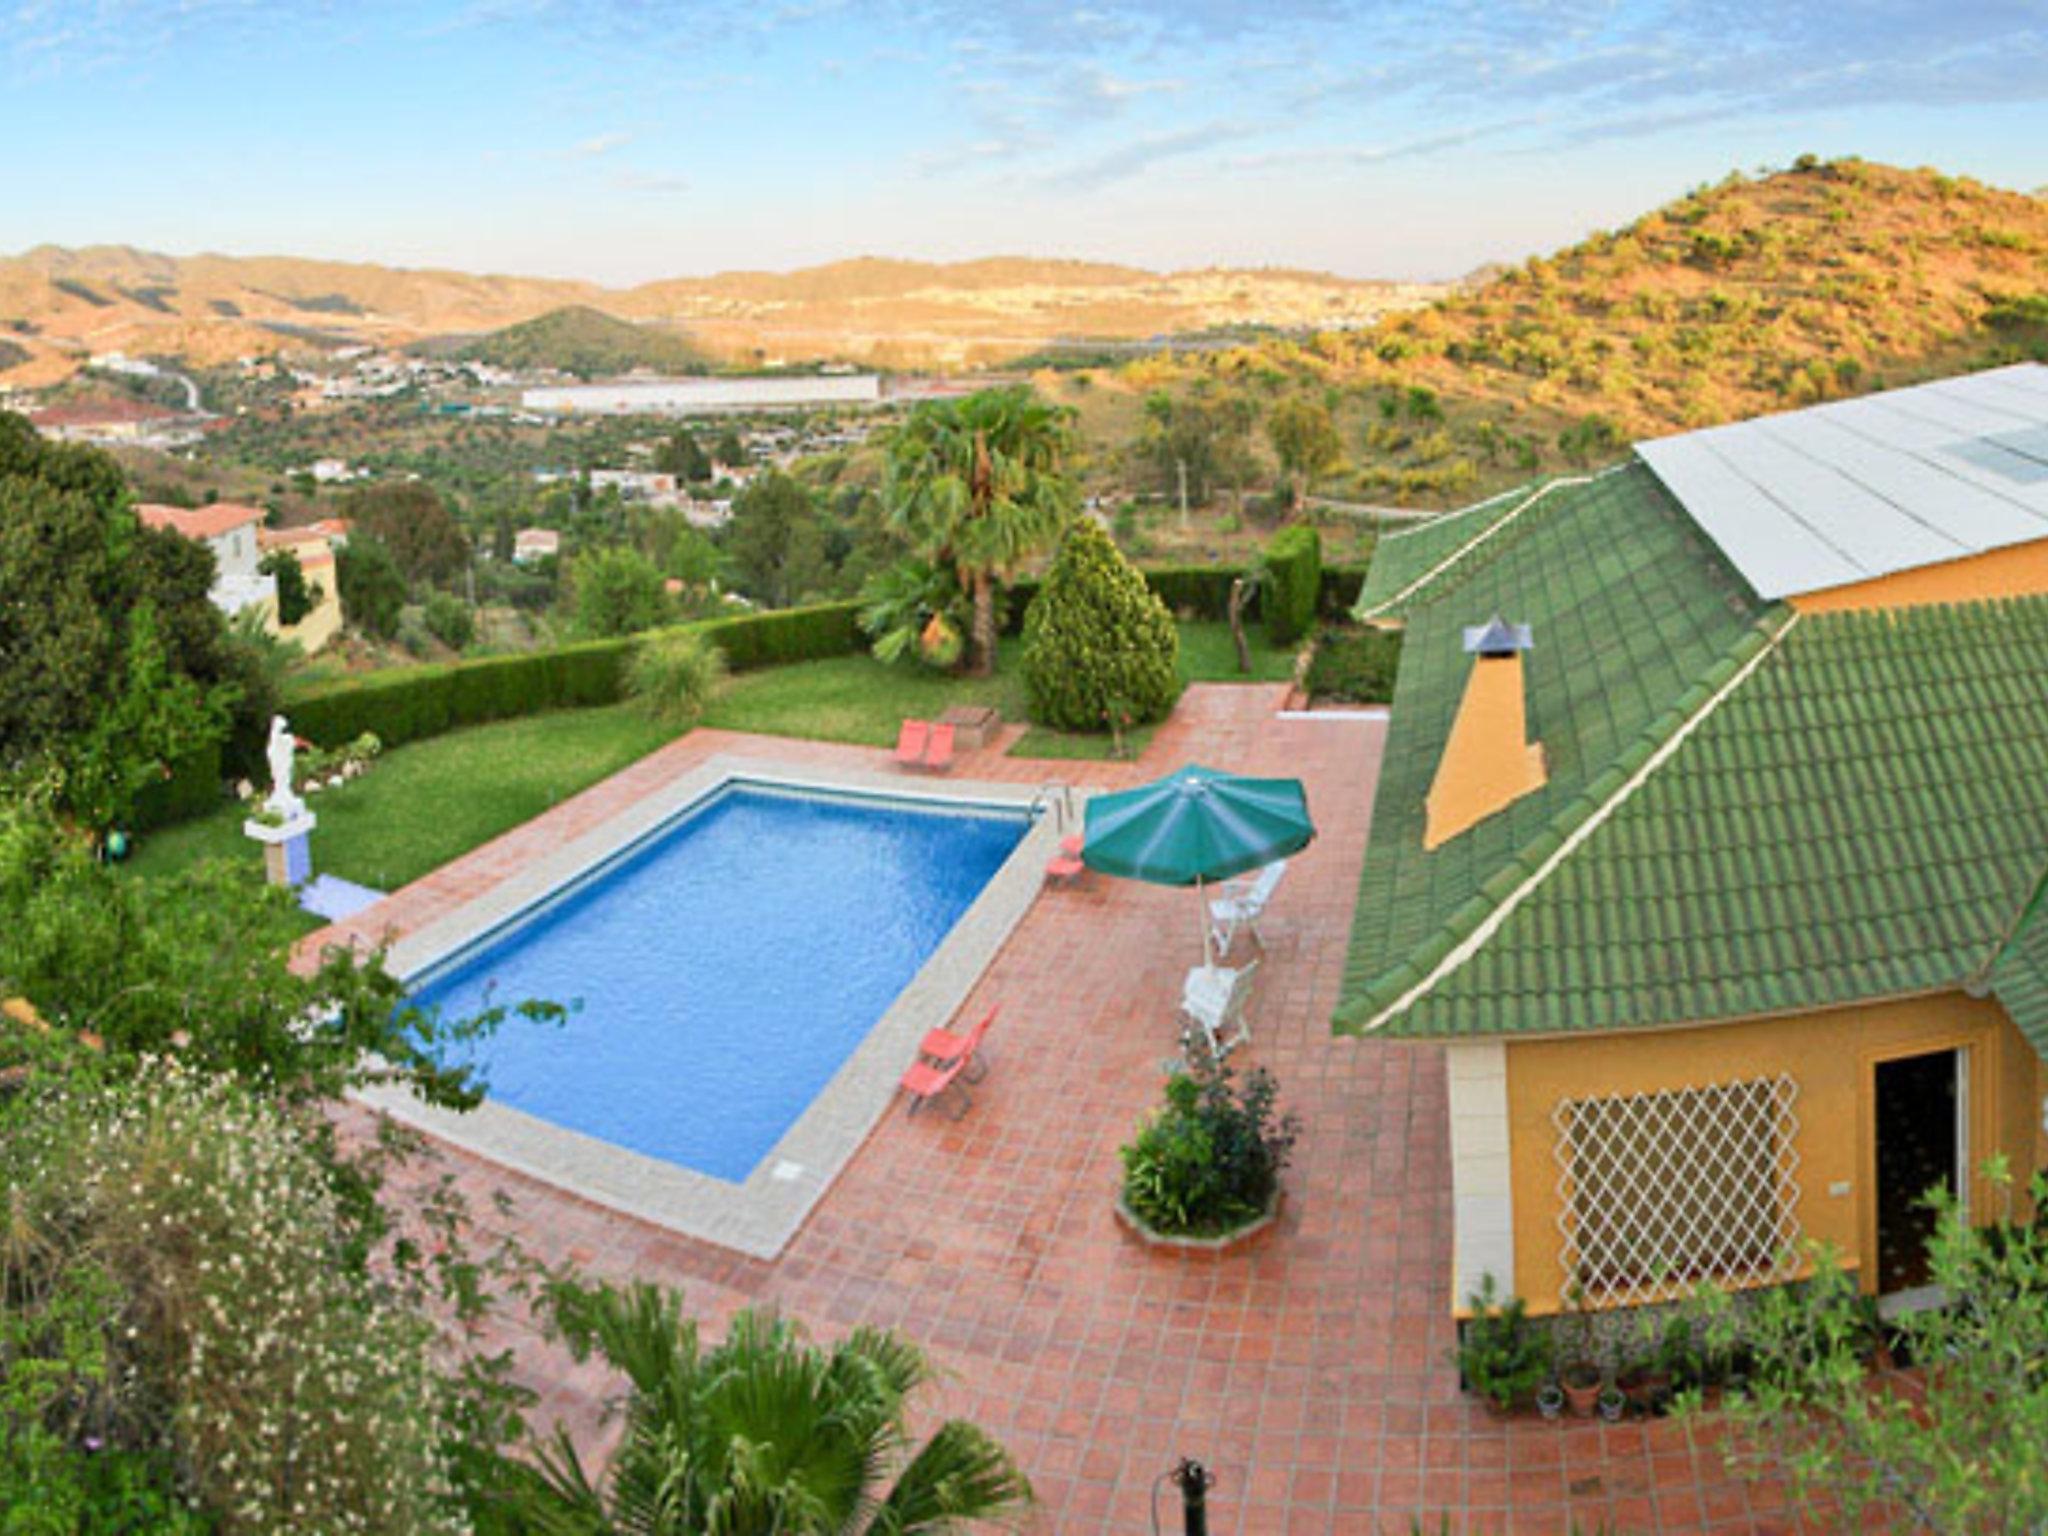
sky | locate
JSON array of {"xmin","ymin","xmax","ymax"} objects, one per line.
[{"xmin": 5, "ymin": 1, "xmax": 2046, "ymax": 285}]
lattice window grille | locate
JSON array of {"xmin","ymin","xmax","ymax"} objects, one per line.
[{"xmin": 1553, "ymin": 1073, "xmax": 1801, "ymax": 1306}]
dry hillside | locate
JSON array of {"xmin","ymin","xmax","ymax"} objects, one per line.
[
  {"xmin": 0, "ymin": 245, "xmax": 1443, "ymax": 383},
  {"xmin": 1097, "ymin": 158, "xmax": 2048, "ymax": 505}
]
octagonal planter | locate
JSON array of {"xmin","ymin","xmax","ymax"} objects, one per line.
[{"xmin": 1113, "ymin": 1189, "xmax": 1284, "ymax": 1256}]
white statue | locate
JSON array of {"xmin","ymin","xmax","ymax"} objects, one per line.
[{"xmin": 264, "ymin": 716, "xmax": 306, "ymax": 820}]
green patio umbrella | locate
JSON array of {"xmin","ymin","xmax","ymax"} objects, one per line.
[{"xmin": 1082, "ymin": 763, "xmax": 1315, "ymax": 964}]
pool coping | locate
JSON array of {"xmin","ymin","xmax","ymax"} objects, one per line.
[{"xmin": 351, "ymin": 752, "xmax": 1073, "ymax": 1260}]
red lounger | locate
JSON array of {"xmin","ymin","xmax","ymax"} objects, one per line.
[
  {"xmin": 893, "ymin": 719, "xmax": 931, "ymax": 767},
  {"xmin": 903, "ymin": 1006, "xmax": 997, "ymax": 1115},
  {"xmin": 922, "ymin": 722, "xmax": 956, "ymax": 773}
]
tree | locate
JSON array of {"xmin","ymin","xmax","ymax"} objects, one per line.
[
  {"xmin": 260, "ymin": 546, "xmax": 319, "ymax": 625},
  {"xmin": 0, "ymin": 414, "xmax": 237, "ymax": 828},
  {"xmin": 423, "ymin": 589, "xmax": 476, "ymax": 651},
  {"xmin": 1020, "ymin": 520, "xmax": 1180, "ymax": 733},
  {"xmin": 1266, "ymin": 396, "xmax": 1342, "ymax": 509},
  {"xmin": 1698, "ymin": 1161, "xmax": 2048, "ymax": 1531},
  {"xmin": 1137, "ymin": 389, "xmax": 1254, "ymax": 522},
  {"xmin": 654, "ymin": 426, "xmax": 712, "ymax": 483},
  {"xmin": 495, "ymin": 1279, "xmax": 1031, "ymax": 1534},
  {"xmin": 885, "ymin": 386, "xmax": 1076, "ymax": 676},
  {"xmin": 725, "ymin": 470, "xmax": 829, "ymax": 608},
  {"xmin": 336, "ymin": 534, "xmax": 407, "ymax": 639},
  {"xmin": 570, "ymin": 546, "xmax": 670, "ymax": 638},
  {"xmin": 712, "ymin": 428, "xmax": 746, "ymax": 470},
  {"xmin": 340, "ymin": 480, "xmax": 470, "ymax": 586}
]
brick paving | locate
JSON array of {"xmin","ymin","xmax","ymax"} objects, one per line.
[{"xmin": 314, "ymin": 687, "xmax": 1789, "ymax": 1534}]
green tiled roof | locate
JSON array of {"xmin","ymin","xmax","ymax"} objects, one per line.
[
  {"xmin": 1337, "ymin": 463, "xmax": 1772, "ymax": 1026},
  {"xmin": 1353, "ymin": 482, "xmax": 1550, "ymax": 621},
  {"xmin": 1370, "ymin": 599, "xmax": 2048, "ymax": 1038},
  {"xmin": 1984, "ymin": 865, "xmax": 2048, "ymax": 1060}
]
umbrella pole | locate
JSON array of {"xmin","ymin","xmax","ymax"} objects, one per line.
[{"xmin": 1198, "ymin": 875, "xmax": 1211, "ymax": 970}]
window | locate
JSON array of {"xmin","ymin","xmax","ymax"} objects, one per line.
[{"xmin": 1553, "ymin": 1074, "xmax": 1801, "ymax": 1304}]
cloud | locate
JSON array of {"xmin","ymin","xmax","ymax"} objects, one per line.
[
  {"xmin": 1042, "ymin": 118, "xmax": 1264, "ymax": 190},
  {"xmin": 1227, "ymin": 116, "xmax": 1546, "ymax": 173},
  {"xmin": 612, "ymin": 169, "xmax": 689, "ymax": 194},
  {"xmin": 567, "ymin": 131, "xmax": 633, "ymax": 158}
]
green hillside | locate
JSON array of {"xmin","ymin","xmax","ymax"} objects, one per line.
[{"xmin": 432, "ymin": 305, "xmax": 706, "ymax": 380}]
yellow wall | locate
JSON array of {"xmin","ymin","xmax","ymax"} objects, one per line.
[
  {"xmin": 1424, "ymin": 653, "xmax": 1547, "ymax": 849},
  {"xmin": 261, "ymin": 554, "xmax": 343, "ymax": 654},
  {"xmin": 1792, "ymin": 538, "xmax": 2048, "ymax": 614},
  {"xmin": 1499, "ymin": 992, "xmax": 2043, "ymax": 1315}
]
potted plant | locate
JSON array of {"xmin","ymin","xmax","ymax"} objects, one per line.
[
  {"xmin": 1454, "ymin": 1276, "xmax": 1552, "ymax": 1416},
  {"xmin": 1558, "ymin": 1283, "xmax": 1604, "ymax": 1419},
  {"xmin": 1535, "ymin": 1381, "xmax": 1565, "ymax": 1421},
  {"xmin": 1117, "ymin": 1058, "xmax": 1299, "ymax": 1249},
  {"xmin": 1596, "ymin": 1383, "xmax": 1628, "ymax": 1423}
]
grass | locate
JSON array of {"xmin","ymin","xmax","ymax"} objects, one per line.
[
  {"xmin": 128, "ymin": 620, "xmax": 1299, "ymax": 887},
  {"xmin": 125, "ymin": 705, "xmax": 683, "ymax": 890}
]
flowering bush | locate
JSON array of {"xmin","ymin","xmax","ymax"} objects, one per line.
[
  {"xmin": 1119, "ymin": 1058, "xmax": 1299, "ymax": 1238},
  {"xmin": 1, "ymin": 1059, "xmax": 484, "ymax": 1533}
]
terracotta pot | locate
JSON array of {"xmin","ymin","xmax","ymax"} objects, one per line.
[{"xmin": 1562, "ymin": 1370, "xmax": 1603, "ymax": 1419}]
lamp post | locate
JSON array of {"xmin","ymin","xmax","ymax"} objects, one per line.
[{"xmin": 1173, "ymin": 1457, "xmax": 1212, "ymax": 1536}]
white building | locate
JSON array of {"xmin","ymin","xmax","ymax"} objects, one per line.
[
  {"xmin": 513, "ymin": 527, "xmax": 562, "ymax": 564},
  {"xmin": 136, "ymin": 503, "xmax": 275, "ymax": 620},
  {"xmin": 522, "ymin": 373, "xmax": 883, "ymax": 417}
]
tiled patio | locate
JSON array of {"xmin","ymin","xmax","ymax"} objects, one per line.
[{"xmin": 316, "ymin": 686, "xmax": 1791, "ymax": 1534}]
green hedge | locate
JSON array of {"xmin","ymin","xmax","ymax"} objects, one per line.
[
  {"xmin": 1002, "ymin": 565, "xmax": 1261, "ymax": 635},
  {"xmin": 1263, "ymin": 525, "xmax": 1323, "ymax": 646},
  {"xmin": 286, "ymin": 601, "xmax": 864, "ymax": 750},
  {"xmin": 1320, "ymin": 564, "xmax": 1368, "ymax": 617},
  {"xmin": 131, "ymin": 741, "xmax": 223, "ymax": 832}
]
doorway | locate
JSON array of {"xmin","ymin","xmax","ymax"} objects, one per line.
[{"xmin": 1874, "ymin": 1048, "xmax": 1964, "ymax": 1295}]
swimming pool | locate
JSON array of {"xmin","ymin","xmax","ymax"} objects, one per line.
[{"xmin": 408, "ymin": 782, "xmax": 1031, "ymax": 1183}]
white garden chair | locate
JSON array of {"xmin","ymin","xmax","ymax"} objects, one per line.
[
  {"xmin": 1178, "ymin": 958, "xmax": 1260, "ymax": 1060},
  {"xmin": 1208, "ymin": 861, "xmax": 1288, "ymax": 959}
]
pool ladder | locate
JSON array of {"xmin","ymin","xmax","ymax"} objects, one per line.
[{"xmin": 1030, "ymin": 781, "xmax": 1076, "ymax": 833}]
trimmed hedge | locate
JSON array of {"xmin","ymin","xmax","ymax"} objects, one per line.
[
  {"xmin": 1002, "ymin": 564, "xmax": 1265, "ymax": 635},
  {"xmin": 1320, "ymin": 564, "xmax": 1368, "ymax": 618},
  {"xmin": 131, "ymin": 741, "xmax": 223, "ymax": 832},
  {"xmin": 1263, "ymin": 525, "xmax": 1323, "ymax": 647},
  {"xmin": 286, "ymin": 601, "xmax": 864, "ymax": 750}
]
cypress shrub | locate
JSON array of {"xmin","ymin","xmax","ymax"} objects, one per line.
[
  {"xmin": 1021, "ymin": 522, "xmax": 1180, "ymax": 732},
  {"xmin": 1263, "ymin": 525, "xmax": 1323, "ymax": 646}
]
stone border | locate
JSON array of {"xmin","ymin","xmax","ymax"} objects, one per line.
[
  {"xmin": 353, "ymin": 753, "xmax": 1072, "ymax": 1259},
  {"xmin": 1112, "ymin": 1190, "xmax": 1285, "ymax": 1256}
]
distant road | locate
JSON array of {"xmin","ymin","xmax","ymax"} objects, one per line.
[{"xmin": 1305, "ymin": 495, "xmax": 1447, "ymax": 523}]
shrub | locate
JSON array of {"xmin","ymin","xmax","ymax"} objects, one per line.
[
  {"xmin": 1304, "ymin": 625, "xmax": 1402, "ymax": 703},
  {"xmin": 129, "ymin": 738, "xmax": 223, "ymax": 831},
  {"xmin": 423, "ymin": 589, "xmax": 475, "ymax": 651},
  {"xmin": 285, "ymin": 602, "xmax": 863, "ymax": 751},
  {"xmin": 260, "ymin": 546, "xmax": 319, "ymax": 625},
  {"xmin": 570, "ymin": 546, "xmax": 670, "ymax": 638},
  {"xmin": 1020, "ymin": 520, "xmax": 1180, "ymax": 733},
  {"xmin": 1262, "ymin": 523, "xmax": 1322, "ymax": 646},
  {"xmin": 336, "ymin": 534, "xmax": 406, "ymax": 639},
  {"xmin": 1144, "ymin": 564, "xmax": 1243, "ymax": 620},
  {"xmin": 1456, "ymin": 1276, "xmax": 1553, "ymax": 1412},
  {"xmin": 1119, "ymin": 1058, "xmax": 1299, "ymax": 1238},
  {"xmin": 0, "ymin": 1061, "xmax": 470, "ymax": 1534},
  {"xmin": 626, "ymin": 629, "xmax": 727, "ymax": 726}
]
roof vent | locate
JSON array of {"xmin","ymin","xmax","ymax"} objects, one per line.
[{"xmin": 1464, "ymin": 615, "xmax": 1533, "ymax": 658}]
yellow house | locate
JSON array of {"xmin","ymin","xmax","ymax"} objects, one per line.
[{"xmin": 1336, "ymin": 363, "xmax": 2048, "ymax": 1319}]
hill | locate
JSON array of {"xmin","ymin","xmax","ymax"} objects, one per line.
[
  {"xmin": 0, "ymin": 247, "xmax": 1444, "ymax": 384},
  {"xmin": 423, "ymin": 305, "xmax": 707, "ymax": 379},
  {"xmin": 1099, "ymin": 157, "xmax": 2048, "ymax": 506}
]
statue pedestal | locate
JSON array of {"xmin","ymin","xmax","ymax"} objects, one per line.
[{"xmin": 243, "ymin": 811, "xmax": 317, "ymax": 888}]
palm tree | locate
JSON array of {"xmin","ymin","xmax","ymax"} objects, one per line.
[
  {"xmin": 492, "ymin": 1280, "xmax": 1032, "ymax": 1535},
  {"xmin": 884, "ymin": 386, "xmax": 1076, "ymax": 676}
]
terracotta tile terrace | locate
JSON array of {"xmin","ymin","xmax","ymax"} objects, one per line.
[{"xmin": 311, "ymin": 686, "xmax": 1791, "ymax": 1534}]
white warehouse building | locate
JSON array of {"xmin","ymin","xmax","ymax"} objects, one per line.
[{"xmin": 522, "ymin": 374, "xmax": 882, "ymax": 416}]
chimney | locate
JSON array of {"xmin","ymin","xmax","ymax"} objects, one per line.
[{"xmin": 1423, "ymin": 616, "xmax": 1547, "ymax": 849}]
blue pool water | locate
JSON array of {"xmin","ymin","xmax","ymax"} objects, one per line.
[{"xmin": 409, "ymin": 785, "xmax": 1028, "ymax": 1182}]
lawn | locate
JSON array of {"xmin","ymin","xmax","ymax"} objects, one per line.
[
  {"xmin": 128, "ymin": 620, "xmax": 1298, "ymax": 885},
  {"xmin": 125, "ymin": 705, "xmax": 685, "ymax": 890}
]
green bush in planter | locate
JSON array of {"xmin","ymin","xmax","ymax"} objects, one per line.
[
  {"xmin": 1119, "ymin": 1059, "xmax": 1299, "ymax": 1238},
  {"xmin": 1456, "ymin": 1275, "xmax": 1553, "ymax": 1412},
  {"xmin": 1262, "ymin": 523, "xmax": 1322, "ymax": 646},
  {"xmin": 1021, "ymin": 520, "xmax": 1180, "ymax": 733}
]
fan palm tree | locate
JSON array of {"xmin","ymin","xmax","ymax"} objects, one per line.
[
  {"xmin": 884, "ymin": 386, "xmax": 1076, "ymax": 676},
  {"xmin": 491, "ymin": 1280, "xmax": 1031, "ymax": 1535}
]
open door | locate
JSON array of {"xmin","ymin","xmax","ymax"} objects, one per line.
[{"xmin": 1874, "ymin": 1047, "xmax": 1964, "ymax": 1298}]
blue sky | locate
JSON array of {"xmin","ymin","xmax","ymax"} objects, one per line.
[{"xmin": 5, "ymin": 1, "xmax": 2045, "ymax": 284}]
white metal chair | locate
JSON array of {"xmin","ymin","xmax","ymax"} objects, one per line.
[
  {"xmin": 1208, "ymin": 861, "xmax": 1288, "ymax": 958},
  {"xmin": 1178, "ymin": 958, "xmax": 1260, "ymax": 1060}
]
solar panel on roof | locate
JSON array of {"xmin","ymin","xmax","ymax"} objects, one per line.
[{"xmin": 1635, "ymin": 364, "xmax": 2048, "ymax": 599}]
